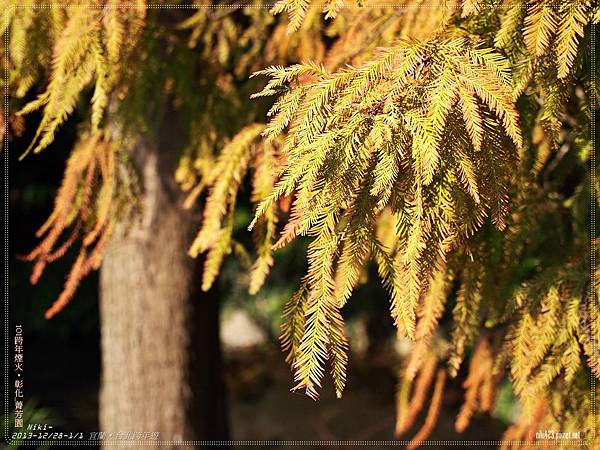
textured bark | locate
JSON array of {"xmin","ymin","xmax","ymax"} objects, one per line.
[{"xmin": 99, "ymin": 129, "xmax": 228, "ymax": 447}]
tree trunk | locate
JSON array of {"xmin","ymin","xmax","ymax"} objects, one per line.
[{"xmin": 98, "ymin": 126, "xmax": 228, "ymax": 447}]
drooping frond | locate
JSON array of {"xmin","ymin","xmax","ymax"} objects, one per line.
[
  {"xmin": 291, "ymin": 216, "xmax": 349, "ymax": 399},
  {"xmin": 461, "ymin": 0, "xmax": 482, "ymax": 18},
  {"xmin": 395, "ymin": 353, "xmax": 438, "ymax": 437},
  {"xmin": 405, "ymin": 265, "xmax": 453, "ymax": 380},
  {"xmin": 555, "ymin": 0, "xmax": 590, "ymax": 79},
  {"xmin": 406, "ymin": 369, "xmax": 446, "ymax": 450},
  {"xmin": 454, "ymin": 334, "xmax": 501, "ymax": 433},
  {"xmin": 252, "ymin": 37, "xmax": 521, "ymax": 395},
  {"xmin": 523, "ymin": 1, "xmax": 557, "ymax": 58},
  {"xmin": 249, "ymin": 141, "xmax": 279, "ymax": 294},
  {"xmin": 280, "ymin": 281, "xmax": 309, "ymax": 365},
  {"xmin": 21, "ymin": 132, "xmax": 119, "ymax": 318},
  {"xmin": 504, "ymin": 264, "xmax": 585, "ymax": 402},
  {"xmin": 271, "ymin": 0, "xmax": 311, "ymax": 33},
  {"xmin": 188, "ymin": 124, "xmax": 266, "ymax": 291},
  {"xmin": 448, "ymin": 260, "xmax": 483, "ymax": 377},
  {"xmin": 494, "ymin": 0, "xmax": 593, "ymax": 145}
]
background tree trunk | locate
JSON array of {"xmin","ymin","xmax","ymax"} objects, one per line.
[{"xmin": 98, "ymin": 123, "xmax": 228, "ymax": 447}]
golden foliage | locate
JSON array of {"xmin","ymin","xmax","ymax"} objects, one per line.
[
  {"xmin": 495, "ymin": 0, "xmax": 593, "ymax": 143},
  {"xmin": 6, "ymin": 2, "xmax": 597, "ymax": 446},
  {"xmin": 505, "ymin": 263, "xmax": 586, "ymax": 402},
  {"xmin": 405, "ymin": 265, "xmax": 452, "ymax": 380},
  {"xmin": 4, "ymin": 1, "xmax": 146, "ymax": 157},
  {"xmin": 188, "ymin": 124, "xmax": 272, "ymax": 292},
  {"xmin": 251, "ymin": 36, "xmax": 521, "ymax": 396}
]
